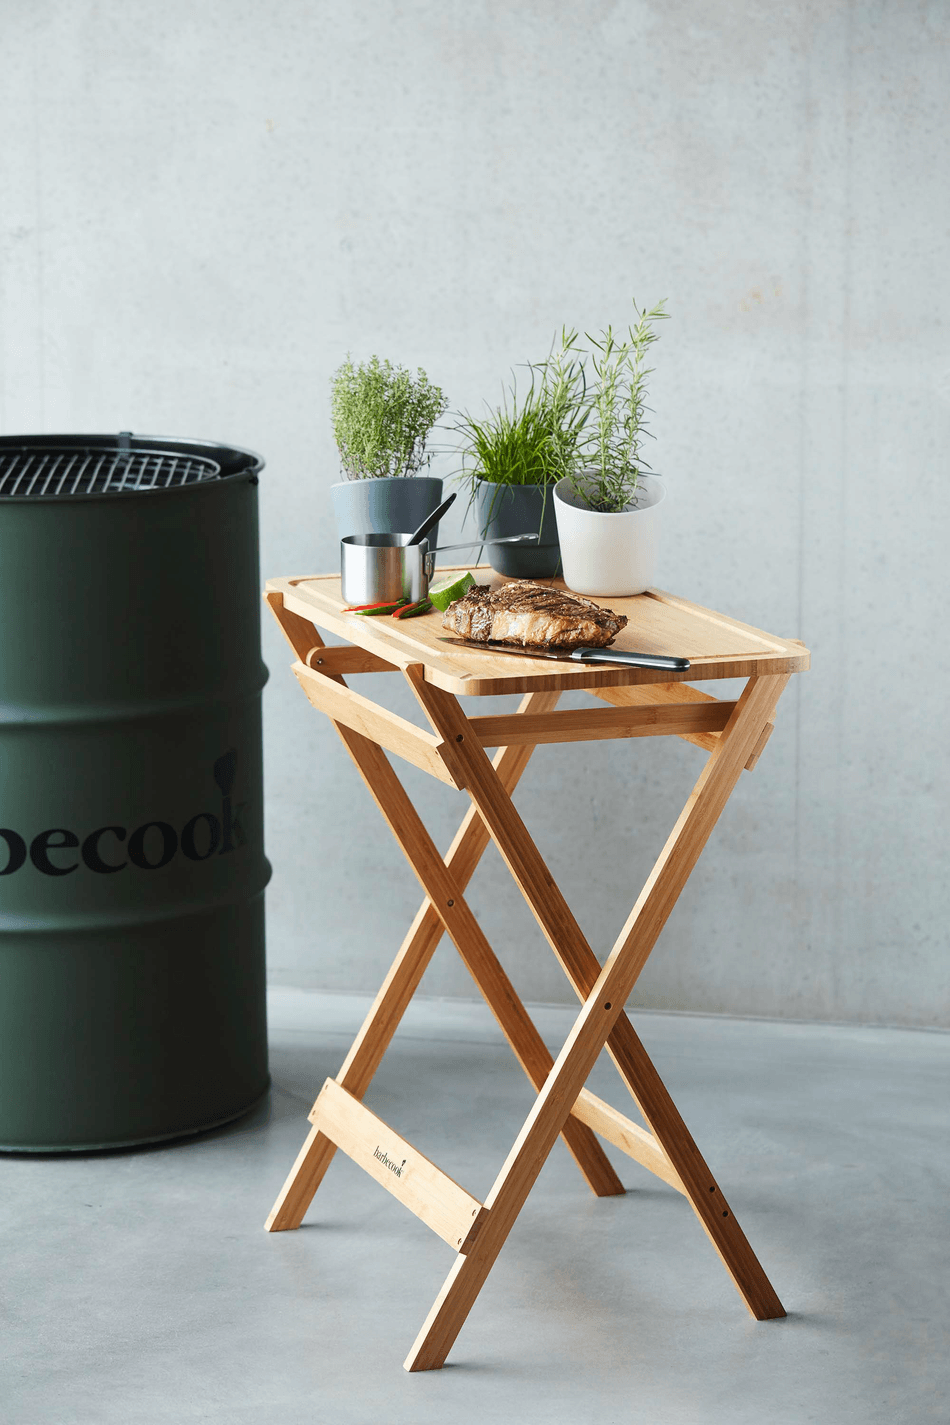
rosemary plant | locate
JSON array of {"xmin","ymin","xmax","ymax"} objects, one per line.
[
  {"xmin": 568, "ymin": 299, "xmax": 670, "ymax": 513},
  {"xmin": 331, "ymin": 356, "xmax": 448, "ymax": 480}
]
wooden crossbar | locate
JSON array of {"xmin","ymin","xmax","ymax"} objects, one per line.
[
  {"xmin": 468, "ymin": 701, "xmax": 736, "ymax": 747},
  {"xmin": 571, "ymin": 1089, "xmax": 684, "ymax": 1194},
  {"xmin": 311, "ymin": 1079, "xmax": 487, "ymax": 1253},
  {"xmin": 292, "ymin": 660, "xmax": 463, "ymax": 788},
  {"xmin": 590, "ymin": 680, "xmax": 722, "ymax": 751},
  {"xmin": 305, "ymin": 646, "xmax": 398, "ymax": 676},
  {"xmin": 590, "ymin": 681, "xmax": 776, "ymax": 768}
]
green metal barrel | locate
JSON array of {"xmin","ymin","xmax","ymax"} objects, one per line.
[{"xmin": 0, "ymin": 435, "xmax": 271, "ymax": 1149}]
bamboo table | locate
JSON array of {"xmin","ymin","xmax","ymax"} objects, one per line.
[{"xmin": 263, "ymin": 570, "xmax": 809, "ymax": 1371}]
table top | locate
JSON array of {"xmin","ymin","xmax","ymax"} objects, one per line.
[{"xmin": 268, "ymin": 569, "xmax": 810, "ymax": 697}]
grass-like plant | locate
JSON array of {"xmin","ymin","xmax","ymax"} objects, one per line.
[
  {"xmin": 568, "ymin": 298, "xmax": 670, "ymax": 513},
  {"xmin": 331, "ymin": 355, "xmax": 448, "ymax": 480},
  {"xmin": 454, "ymin": 330, "xmax": 589, "ymax": 493}
]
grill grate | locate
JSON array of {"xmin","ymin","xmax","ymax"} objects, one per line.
[{"xmin": 0, "ymin": 447, "xmax": 223, "ymax": 498}]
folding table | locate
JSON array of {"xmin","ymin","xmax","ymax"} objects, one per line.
[{"xmin": 263, "ymin": 570, "xmax": 809, "ymax": 1371}]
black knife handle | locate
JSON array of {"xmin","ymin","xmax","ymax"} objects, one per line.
[{"xmin": 574, "ymin": 648, "xmax": 690, "ymax": 671}]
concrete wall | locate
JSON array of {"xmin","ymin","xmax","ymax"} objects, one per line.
[{"xmin": 2, "ymin": 1, "xmax": 947, "ymax": 1024}]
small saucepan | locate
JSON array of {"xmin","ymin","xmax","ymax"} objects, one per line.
[{"xmin": 340, "ymin": 532, "xmax": 539, "ymax": 607}]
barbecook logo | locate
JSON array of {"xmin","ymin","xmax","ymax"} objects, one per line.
[
  {"xmin": 0, "ymin": 750, "xmax": 247, "ymax": 878},
  {"xmin": 373, "ymin": 1146, "xmax": 407, "ymax": 1179}
]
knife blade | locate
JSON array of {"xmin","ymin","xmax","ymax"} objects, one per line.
[{"xmin": 436, "ymin": 637, "xmax": 689, "ymax": 671}]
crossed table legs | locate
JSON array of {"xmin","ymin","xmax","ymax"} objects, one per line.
[{"xmin": 264, "ymin": 594, "xmax": 789, "ymax": 1371}]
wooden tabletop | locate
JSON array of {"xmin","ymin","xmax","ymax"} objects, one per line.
[{"xmin": 267, "ymin": 569, "xmax": 810, "ymax": 697}]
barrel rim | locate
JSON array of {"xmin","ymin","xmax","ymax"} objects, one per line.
[{"xmin": 0, "ymin": 433, "xmax": 264, "ymax": 501}]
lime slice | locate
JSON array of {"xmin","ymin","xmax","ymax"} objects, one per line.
[{"xmin": 428, "ymin": 570, "xmax": 476, "ymax": 612}]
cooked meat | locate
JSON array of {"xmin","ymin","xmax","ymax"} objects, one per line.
[{"xmin": 442, "ymin": 581, "xmax": 627, "ymax": 648}]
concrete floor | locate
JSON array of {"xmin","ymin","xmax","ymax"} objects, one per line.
[{"xmin": 2, "ymin": 990, "xmax": 948, "ymax": 1425}]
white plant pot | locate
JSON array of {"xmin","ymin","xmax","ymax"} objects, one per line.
[{"xmin": 553, "ymin": 474, "xmax": 665, "ymax": 596}]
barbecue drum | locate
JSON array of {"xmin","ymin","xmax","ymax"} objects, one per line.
[{"xmin": 0, "ymin": 434, "xmax": 271, "ymax": 1149}]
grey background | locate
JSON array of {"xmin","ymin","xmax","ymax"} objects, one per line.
[{"xmin": 2, "ymin": 0, "xmax": 947, "ymax": 1025}]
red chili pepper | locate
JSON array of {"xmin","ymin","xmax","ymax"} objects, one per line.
[
  {"xmin": 344, "ymin": 598, "xmax": 409, "ymax": 615},
  {"xmin": 392, "ymin": 598, "xmax": 433, "ymax": 619}
]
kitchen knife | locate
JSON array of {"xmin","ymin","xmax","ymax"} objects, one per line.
[{"xmin": 437, "ymin": 637, "xmax": 689, "ymax": 671}]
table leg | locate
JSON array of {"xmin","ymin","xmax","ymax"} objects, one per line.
[
  {"xmin": 406, "ymin": 670, "xmax": 788, "ymax": 1354},
  {"xmin": 321, "ymin": 713, "xmax": 624, "ymax": 1198},
  {"xmin": 264, "ymin": 641, "xmax": 621, "ymax": 1229},
  {"xmin": 404, "ymin": 935, "xmax": 656, "ymax": 1371}
]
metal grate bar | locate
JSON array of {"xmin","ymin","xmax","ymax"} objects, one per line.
[
  {"xmin": 90, "ymin": 453, "xmax": 110, "ymax": 494},
  {"xmin": 64, "ymin": 454, "xmax": 90, "ymax": 496},
  {"xmin": 16, "ymin": 455, "xmax": 38, "ymax": 497},
  {"xmin": 4, "ymin": 453, "xmax": 29, "ymax": 497},
  {"xmin": 39, "ymin": 453, "xmax": 65, "ymax": 497},
  {"xmin": 24, "ymin": 454, "xmax": 50, "ymax": 499}
]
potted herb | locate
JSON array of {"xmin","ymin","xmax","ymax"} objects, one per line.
[
  {"xmin": 329, "ymin": 355, "xmax": 449, "ymax": 544},
  {"xmin": 453, "ymin": 334, "xmax": 588, "ymax": 579},
  {"xmin": 553, "ymin": 300, "xmax": 670, "ymax": 596}
]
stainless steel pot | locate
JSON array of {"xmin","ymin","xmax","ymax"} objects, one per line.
[
  {"xmin": 340, "ymin": 532, "xmax": 538, "ymax": 607},
  {"xmin": 341, "ymin": 533, "xmax": 434, "ymax": 607}
]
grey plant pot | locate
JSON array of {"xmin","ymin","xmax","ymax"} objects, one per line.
[
  {"xmin": 473, "ymin": 480, "xmax": 562, "ymax": 579},
  {"xmin": 330, "ymin": 476, "xmax": 444, "ymax": 548}
]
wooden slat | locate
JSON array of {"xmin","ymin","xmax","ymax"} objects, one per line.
[
  {"xmin": 571, "ymin": 1089, "xmax": 684, "ymax": 1194},
  {"xmin": 305, "ymin": 646, "xmax": 398, "ymax": 676},
  {"xmin": 591, "ymin": 679, "xmax": 723, "ymax": 752},
  {"xmin": 311, "ymin": 1079, "xmax": 486, "ymax": 1252},
  {"xmin": 468, "ymin": 701, "xmax": 735, "ymax": 747},
  {"xmin": 591, "ymin": 682, "xmax": 779, "ymax": 768},
  {"xmin": 292, "ymin": 660, "xmax": 463, "ymax": 788},
  {"xmin": 743, "ymin": 720, "xmax": 775, "ymax": 771},
  {"xmin": 592, "ymin": 679, "xmax": 718, "ymax": 708}
]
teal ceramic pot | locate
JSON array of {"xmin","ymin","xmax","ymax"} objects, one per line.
[
  {"xmin": 330, "ymin": 476, "xmax": 444, "ymax": 549},
  {"xmin": 473, "ymin": 480, "xmax": 561, "ymax": 579}
]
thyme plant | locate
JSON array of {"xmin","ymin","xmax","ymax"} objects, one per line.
[{"xmin": 331, "ymin": 355, "xmax": 448, "ymax": 480}]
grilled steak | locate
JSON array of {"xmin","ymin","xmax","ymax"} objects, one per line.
[{"xmin": 442, "ymin": 581, "xmax": 627, "ymax": 648}]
